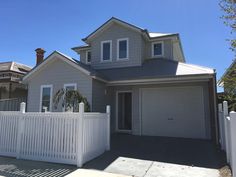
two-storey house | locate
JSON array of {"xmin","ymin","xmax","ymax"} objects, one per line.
[{"xmin": 23, "ymin": 17, "xmax": 218, "ymax": 141}]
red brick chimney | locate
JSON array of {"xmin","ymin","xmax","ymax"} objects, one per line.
[{"xmin": 35, "ymin": 48, "xmax": 45, "ymax": 65}]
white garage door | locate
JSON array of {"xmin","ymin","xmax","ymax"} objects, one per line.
[{"xmin": 141, "ymin": 86, "xmax": 207, "ymax": 139}]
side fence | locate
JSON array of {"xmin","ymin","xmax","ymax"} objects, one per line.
[
  {"xmin": 218, "ymin": 101, "xmax": 236, "ymax": 177},
  {"xmin": 0, "ymin": 97, "xmax": 26, "ymax": 111},
  {"xmin": 0, "ymin": 102, "xmax": 110, "ymax": 167}
]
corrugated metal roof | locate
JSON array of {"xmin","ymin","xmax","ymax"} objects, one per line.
[
  {"xmin": 94, "ymin": 59, "xmax": 214, "ymax": 81},
  {"xmin": 23, "ymin": 50, "xmax": 214, "ymax": 83},
  {"xmin": 0, "ymin": 62, "xmax": 31, "ymax": 74}
]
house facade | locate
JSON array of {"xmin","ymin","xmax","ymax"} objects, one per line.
[
  {"xmin": 0, "ymin": 62, "xmax": 31, "ymax": 100},
  {"xmin": 23, "ymin": 17, "xmax": 218, "ymax": 141}
]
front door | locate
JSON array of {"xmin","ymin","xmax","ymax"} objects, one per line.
[{"xmin": 117, "ymin": 92, "xmax": 132, "ymax": 132}]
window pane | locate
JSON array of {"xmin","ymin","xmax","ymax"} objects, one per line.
[
  {"xmin": 119, "ymin": 40, "xmax": 127, "ymax": 59},
  {"xmin": 65, "ymin": 86, "xmax": 75, "ymax": 91},
  {"xmin": 87, "ymin": 51, "xmax": 91, "ymax": 63},
  {"xmin": 153, "ymin": 43, "xmax": 162, "ymax": 56},
  {"xmin": 41, "ymin": 87, "xmax": 51, "ymax": 112},
  {"xmin": 103, "ymin": 42, "xmax": 110, "ymax": 60}
]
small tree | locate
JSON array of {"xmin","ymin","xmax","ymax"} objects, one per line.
[
  {"xmin": 53, "ymin": 89, "xmax": 90, "ymax": 112},
  {"xmin": 219, "ymin": 0, "xmax": 236, "ymax": 55},
  {"xmin": 220, "ymin": 66, "xmax": 236, "ymax": 110}
]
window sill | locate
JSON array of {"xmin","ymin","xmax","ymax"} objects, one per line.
[
  {"xmin": 100, "ymin": 59, "xmax": 112, "ymax": 63},
  {"xmin": 117, "ymin": 58, "xmax": 129, "ymax": 61}
]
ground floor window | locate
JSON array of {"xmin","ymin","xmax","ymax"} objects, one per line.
[{"xmin": 40, "ymin": 85, "xmax": 53, "ymax": 112}]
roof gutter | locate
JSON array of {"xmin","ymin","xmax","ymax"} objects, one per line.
[{"xmin": 107, "ymin": 74, "xmax": 214, "ymax": 86}]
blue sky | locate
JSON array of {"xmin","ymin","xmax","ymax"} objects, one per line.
[{"xmin": 0, "ymin": 0, "xmax": 234, "ymax": 91}]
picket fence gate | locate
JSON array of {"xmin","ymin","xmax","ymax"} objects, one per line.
[{"xmin": 0, "ymin": 102, "xmax": 110, "ymax": 167}]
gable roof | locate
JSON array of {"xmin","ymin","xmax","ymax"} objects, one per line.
[
  {"xmin": 72, "ymin": 17, "xmax": 185, "ymax": 61},
  {"xmin": 22, "ymin": 51, "xmax": 106, "ymax": 83},
  {"xmin": 82, "ymin": 17, "xmax": 178, "ymax": 43},
  {"xmin": 82, "ymin": 17, "xmax": 146, "ymax": 42},
  {"xmin": 0, "ymin": 61, "xmax": 31, "ymax": 74}
]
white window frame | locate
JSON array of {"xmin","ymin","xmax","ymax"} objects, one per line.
[
  {"xmin": 64, "ymin": 83, "xmax": 77, "ymax": 90},
  {"xmin": 117, "ymin": 38, "xmax": 129, "ymax": 60},
  {"xmin": 101, "ymin": 40, "xmax": 112, "ymax": 62},
  {"xmin": 63, "ymin": 83, "xmax": 77, "ymax": 112},
  {"xmin": 86, "ymin": 50, "xmax": 91, "ymax": 64},
  {"xmin": 39, "ymin": 84, "xmax": 53, "ymax": 112},
  {"xmin": 152, "ymin": 41, "xmax": 164, "ymax": 58}
]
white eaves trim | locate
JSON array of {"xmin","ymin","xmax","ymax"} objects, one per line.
[
  {"xmin": 23, "ymin": 51, "xmax": 91, "ymax": 82},
  {"xmin": 107, "ymin": 74, "xmax": 214, "ymax": 86},
  {"xmin": 149, "ymin": 33, "xmax": 173, "ymax": 38},
  {"xmin": 177, "ymin": 62, "xmax": 215, "ymax": 75}
]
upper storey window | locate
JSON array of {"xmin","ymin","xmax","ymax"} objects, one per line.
[
  {"xmin": 152, "ymin": 41, "xmax": 164, "ymax": 57},
  {"xmin": 101, "ymin": 40, "xmax": 112, "ymax": 62},
  {"xmin": 117, "ymin": 38, "xmax": 129, "ymax": 60},
  {"xmin": 86, "ymin": 51, "xmax": 91, "ymax": 64}
]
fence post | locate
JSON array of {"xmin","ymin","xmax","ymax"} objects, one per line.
[
  {"xmin": 223, "ymin": 101, "xmax": 229, "ymax": 117},
  {"xmin": 106, "ymin": 105, "xmax": 111, "ymax": 151},
  {"xmin": 16, "ymin": 102, "xmax": 26, "ymax": 159},
  {"xmin": 223, "ymin": 101, "xmax": 229, "ymax": 152},
  {"xmin": 223, "ymin": 101, "xmax": 232, "ymax": 164},
  {"xmin": 230, "ymin": 112, "xmax": 236, "ymax": 176},
  {"xmin": 218, "ymin": 103, "xmax": 225, "ymax": 150},
  {"xmin": 20, "ymin": 102, "xmax": 26, "ymax": 113},
  {"xmin": 77, "ymin": 102, "xmax": 84, "ymax": 167}
]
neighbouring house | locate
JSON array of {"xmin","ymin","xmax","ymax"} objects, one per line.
[
  {"xmin": 23, "ymin": 17, "xmax": 218, "ymax": 141},
  {"xmin": 218, "ymin": 59, "xmax": 236, "ymax": 93},
  {"xmin": 218, "ymin": 59, "xmax": 236, "ymax": 110},
  {"xmin": 0, "ymin": 61, "xmax": 31, "ymax": 99}
]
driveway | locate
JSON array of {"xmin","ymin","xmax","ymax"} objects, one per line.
[
  {"xmin": 83, "ymin": 133, "xmax": 227, "ymax": 177},
  {"xmin": 0, "ymin": 134, "xmax": 227, "ymax": 177}
]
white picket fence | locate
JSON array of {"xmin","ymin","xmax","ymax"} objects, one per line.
[
  {"xmin": 218, "ymin": 101, "xmax": 236, "ymax": 177},
  {"xmin": 0, "ymin": 102, "xmax": 110, "ymax": 167}
]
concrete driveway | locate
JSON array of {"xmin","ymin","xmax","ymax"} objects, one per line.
[
  {"xmin": 0, "ymin": 134, "xmax": 227, "ymax": 177},
  {"xmin": 83, "ymin": 134, "xmax": 227, "ymax": 177}
]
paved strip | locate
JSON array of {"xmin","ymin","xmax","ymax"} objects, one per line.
[
  {"xmin": 0, "ymin": 156, "xmax": 77, "ymax": 177},
  {"xmin": 103, "ymin": 157, "xmax": 220, "ymax": 177},
  {"xmin": 65, "ymin": 169, "xmax": 131, "ymax": 177}
]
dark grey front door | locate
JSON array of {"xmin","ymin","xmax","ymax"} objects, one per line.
[{"xmin": 117, "ymin": 92, "xmax": 132, "ymax": 131}]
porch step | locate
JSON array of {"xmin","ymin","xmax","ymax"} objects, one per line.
[{"xmin": 65, "ymin": 169, "xmax": 132, "ymax": 177}]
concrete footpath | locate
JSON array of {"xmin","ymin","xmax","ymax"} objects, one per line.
[
  {"xmin": 65, "ymin": 169, "xmax": 131, "ymax": 177},
  {"xmin": 0, "ymin": 156, "xmax": 76, "ymax": 177}
]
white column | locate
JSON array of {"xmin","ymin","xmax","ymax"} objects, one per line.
[
  {"xmin": 106, "ymin": 105, "xmax": 111, "ymax": 151},
  {"xmin": 20, "ymin": 102, "xmax": 26, "ymax": 113},
  {"xmin": 77, "ymin": 102, "xmax": 84, "ymax": 167}
]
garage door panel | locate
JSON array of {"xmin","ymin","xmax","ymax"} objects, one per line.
[{"xmin": 141, "ymin": 86, "xmax": 206, "ymax": 139}]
